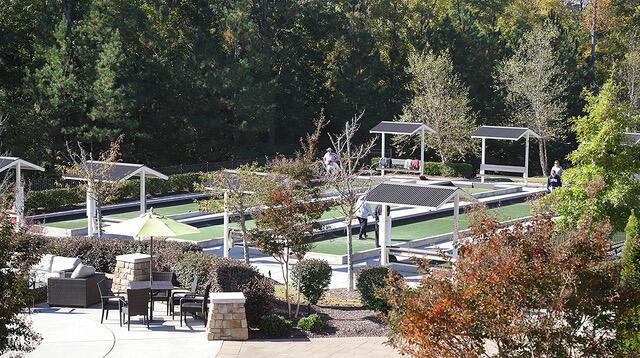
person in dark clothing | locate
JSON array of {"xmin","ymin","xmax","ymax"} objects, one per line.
[{"xmin": 547, "ymin": 170, "xmax": 562, "ymax": 192}]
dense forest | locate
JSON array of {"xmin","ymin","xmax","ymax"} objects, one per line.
[{"xmin": 0, "ymin": 0, "xmax": 638, "ymax": 174}]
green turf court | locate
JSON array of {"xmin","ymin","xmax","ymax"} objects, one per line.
[
  {"xmin": 172, "ymin": 206, "xmax": 346, "ymax": 241},
  {"xmin": 310, "ymin": 202, "xmax": 532, "ymax": 255},
  {"xmin": 43, "ymin": 202, "xmax": 201, "ymax": 229},
  {"xmin": 462, "ymin": 187, "xmax": 491, "ymax": 194}
]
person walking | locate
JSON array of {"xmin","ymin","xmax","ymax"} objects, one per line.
[
  {"xmin": 356, "ymin": 197, "xmax": 371, "ymax": 240},
  {"xmin": 551, "ymin": 160, "xmax": 563, "ymax": 177},
  {"xmin": 547, "ymin": 170, "xmax": 562, "ymax": 192}
]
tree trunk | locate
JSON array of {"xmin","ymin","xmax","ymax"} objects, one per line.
[
  {"xmin": 239, "ymin": 216, "xmax": 250, "ymax": 264},
  {"xmin": 346, "ymin": 221, "xmax": 354, "ymax": 291},
  {"xmin": 538, "ymin": 139, "xmax": 548, "ymax": 177},
  {"xmin": 96, "ymin": 201, "xmax": 102, "ymax": 238},
  {"xmin": 283, "ymin": 259, "xmax": 291, "ymax": 318}
]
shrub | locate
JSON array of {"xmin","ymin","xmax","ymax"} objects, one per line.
[
  {"xmin": 297, "ymin": 313, "xmax": 323, "ymax": 332},
  {"xmin": 291, "ymin": 258, "xmax": 332, "ymax": 305},
  {"xmin": 369, "ymin": 158, "xmax": 474, "ymax": 178},
  {"xmin": 26, "ymin": 187, "xmax": 84, "ymax": 211},
  {"xmin": 622, "ymin": 209, "xmax": 640, "ymax": 287},
  {"xmin": 173, "ymin": 253, "xmax": 274, "ymax": 327},
  {"xmin": 260, "ymin": 314, "xmax": 291, "ymax": 337},
  {"xmin": 356, "ymin": 266, "xmax": 401, "ymax": 313},
  {"xmin": 41, "ymin": 236, "xmax": 201, "ymax": 273}
]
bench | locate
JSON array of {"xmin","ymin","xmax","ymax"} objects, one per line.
[
  {"xmin": 378, "ymin": 158, "xmax": 421, "ymax": 174},
  {"xmin": 480, "ymin": 163, "xmax": 527, "ymax": 183}
]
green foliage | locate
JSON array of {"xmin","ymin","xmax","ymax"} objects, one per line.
[
  {"xmin": 622, "ymin": 210, "xmax": 640, "ymax": 287},
  {"xmin": 260, "ymin": 314, "xmax": 292, "ymax": 337},
  {"xmin": 0, "ymin": 217, "xmax": 44, "ymax": 355},
  {"xmin": 356, "ymin": 266, "xmax": 401, "ymax": 313},
  {"xmin": 297, "ymin": 313, "xmax": 323, "ymax": 332},
  {"xmin": 25, "ymin": 172, "xmax": 206, "ymax": 212},
  {"xmin": 42, "ymin": 236, "xmax": 201, "ymax": 273},
  {"xmin": 542, "ymin": 79, "xmax": 640, "ymax": 230},
  {"xmin": 173, "ymin": 252, "xmax": 274, "ymax": 327},
  {"xmin": 372, "ymin": 158, "xmax": 474, "ymax": 178},
  {"xmin": 291, "ymin": 259, "xmax": 332, "ymax": 305}
]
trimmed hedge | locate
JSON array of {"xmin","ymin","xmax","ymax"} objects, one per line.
[
  {"xmin": 173, "ymin": 253, "xmax": 274, "ymax": 327},
  {"xmin": 41, "ymin": 236, "xmax": 202, "ymax": 273},
  {"xmin": 26, "ymin": 172, "xmax": 207, "ymax": 212},
  {"xmin": 370, "ymin": 158, "xmax": 474, "ymax": 179}
]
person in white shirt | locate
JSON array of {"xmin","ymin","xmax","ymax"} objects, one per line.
[
  {"xmin": 356, "ymin": 197, "xmax": 372, "ymax": 240},
  {"xmin": 323, "ymin": 148, "xmax": 338, "ymax": 172},
  {"xmin": 551, "ymin": 160, "xmax": 563, "ymax": 177}
]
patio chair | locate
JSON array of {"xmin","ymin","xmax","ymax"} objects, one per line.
[
  {"xmin": 179, "ymin": 283, "xmax": 211, "ymax": 327},
  {"xmin": 170, "ymin": 275, "xmax": 199, "ymax": 319},
  {"xmin": 122, "ymin": 288, "xmax": 151, "ymax": 331},
  {"xmin": 151, "ymin": 271, "xmax": 175, "ymax": 315},
  {"xmin": 97, "ymin": 279, "xmax": 125, "ymax": 326}
]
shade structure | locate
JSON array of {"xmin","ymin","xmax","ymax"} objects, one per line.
[
  {"xmin": 364, "ymin": 182, "xmax": 475, "ymax": 264},
  {"xmin": 471, "ymin": 126, "xmax": 540, "ymax": 185},
  {"xmin": 63, "ymin": 161, "xmax": 168, "ymax": 237},
  {"xmin": 104, "ymin": 209, "xmax": 199, "ymax": 283},
  {"xmin": 0, "ymin": 156, "xmax": 45, "ymax": 227},
  {"xmin": 369, "ymin": 121, "xmax": 436, "ymax": 176},
  {"xmin": 624, "ymin": 132, "xmax": 640, "ymax": 145}
]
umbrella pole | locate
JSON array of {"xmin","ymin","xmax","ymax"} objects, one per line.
[{"xmin": 150, "ymin": 236, "xmax": 153, "ymax": 285}]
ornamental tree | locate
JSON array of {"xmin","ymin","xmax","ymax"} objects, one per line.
[{"xmin": 385, "ymin": 206, "xmax": 639, "ymax": 357}]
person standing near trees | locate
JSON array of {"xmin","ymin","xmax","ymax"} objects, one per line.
[
  {"xmin": 356, "ymin": 196, "xmax": 371, "ymax": 240},
  {"xmin": 551, "ymin": 160, "xmax": 563, "ymax": 177}
]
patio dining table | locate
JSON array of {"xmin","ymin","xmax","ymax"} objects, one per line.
[{"xmin": 128, "ymin": 280, "xmax": 173, "ymax": 321}]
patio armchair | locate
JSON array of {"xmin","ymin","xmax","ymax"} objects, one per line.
[
  {"xmin": 179, "ymin": 283, "xmax": 211, "ymax": 327},
  {"xmin": 170, "ymin": 275, "xmax": 199, "ymax": 319},
  {"xmin": 97, "ymin": 279, "xmax": 125, "ymax": 325},
  {"xmin": 122, "ymin": 288, "xmax": 151, "ymax": 331},
  {"xmin": 151, "ymin": 271, "xmax": 175, "ymax": 315},
  {"xmin": 48, "ymin": 272, "xmax": 105, "ymax": 308}
]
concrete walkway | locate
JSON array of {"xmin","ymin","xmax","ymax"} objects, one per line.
[
  {"xmin": 215, "ymin": 337, "xmax": 402, "ymax": 358},
  {"xmin": 27, "ymin": 303, "xmax": 222, "ymax": 358}
]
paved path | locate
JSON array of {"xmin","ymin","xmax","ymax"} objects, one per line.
[
  {"xmin": 215, "ymin": 337, "xmax": 402, "ymax": 358},
  {"xmin": 27, "ymin": 303, "xmax": 222, "ymax": 358}
]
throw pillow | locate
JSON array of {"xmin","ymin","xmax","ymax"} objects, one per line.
[{"xmin": 71, "ymin": 263, "xmax": 96, "ymax": 278}]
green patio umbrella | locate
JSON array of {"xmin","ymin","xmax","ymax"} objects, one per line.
[{"xmin": 104, "ymin": 208, "xmax": 199, "ymax": 283}]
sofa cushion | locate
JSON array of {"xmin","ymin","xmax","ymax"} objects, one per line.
[
  {"xmin": 50, "ymin": 256, "xmax": 81, "ymax": 273},
  {"xmin": 71, "ymin": 263, "xmax": 96, "ymax": 279},
  {"xmin": 34, "ymin": 254, "xmax": 54, "ymax": 272}
]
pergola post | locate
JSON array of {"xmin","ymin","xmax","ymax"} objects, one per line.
[
  {"xmin": 139, "ymin": 171, "xmax": 146, "ymax": 214},
  {"xmin": 14, "ymin": 161, "xmax": 24, "ymax": 227},
  {"xmin": 86, "ymin": 186, "xmax": 96, "ymax": 237},
  {"xmin": 223, "ymin": 191, "xmax": 230, "ymax": 258},
  {"xmin": 452, "ymin": 193, "xmax": 460, "ymax": 260},
  {"xmin": 524, "ymin": 132, "xmax": 530, "ymax": 186},
  {"xmin": 381, "ymin": 133, "xmax": 386, "ymax": 177},
  {"xmin": 480, "ymin": 138, "xmax": 486, "ymax": 183},
  {"xmin": 379, "ymin": 204, "xmax": 390, "ymax": 266},
  {"xmin": 420, "ymin": 128, "xmax": 425, "ymax": 176}
]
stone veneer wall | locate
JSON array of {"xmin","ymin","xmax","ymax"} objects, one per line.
[
  {"xmin": 207, "ymin": 292, "xmax": 249, "ymax": 341},
  {"xmin": 111, "ymin": 253, "xmax": 152, "ymax": 292}
]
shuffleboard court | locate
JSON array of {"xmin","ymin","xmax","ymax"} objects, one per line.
[{"xmin": 311, "ymin": 202, "xmax": 532, "ymax": 255}]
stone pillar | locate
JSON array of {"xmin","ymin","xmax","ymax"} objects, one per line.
[
  {"xmin": 207, "ymin": 292, "xmax": 248, "ymax": 341},
  {"xmin": 111, "ymin": 253, "xmax": 152, "ymax": 292}
]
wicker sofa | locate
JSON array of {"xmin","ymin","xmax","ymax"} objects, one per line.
[{"xmin": 47, "ymin": 272, "xmax": 105, "ymax": 307}]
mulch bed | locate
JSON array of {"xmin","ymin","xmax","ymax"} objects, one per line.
[{"xmin": 250, "ymin": 288, "xmax": 390, "ymax": 339}]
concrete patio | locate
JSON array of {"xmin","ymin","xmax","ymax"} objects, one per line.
[{"xmin": 27, "ymin": 303, "xmax": 222, "ymax": 358}]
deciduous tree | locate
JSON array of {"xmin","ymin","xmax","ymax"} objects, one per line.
[
  {"xmin": 396, "ymin": 49, "xmax": 476, "ymax": 162},
  {"xmin": 498, "ymin": 21, "xmax": 568, "ymax": 176}
]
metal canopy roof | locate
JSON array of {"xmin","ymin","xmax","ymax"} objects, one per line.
[
  {"xmin": 0, "ymin": 156, "xmax": 45, "ymax": 173},
  {"xmin": 63, "ymin": 161, "xmax": 168, "ymax": 182},
  {"xmin": 365, "ymin": 182, "xmax": 473, "ymax": 209},
  {"xmin": 472, "ymin": 126, "xmax": 540, "ymax": 140},
  {"xmin": 624, "ymin": 132, "xmax": 640, "ymax": 145},
  {"xmin": 370, "ymin": 121, "xmax": 435, "ymax": 135}
]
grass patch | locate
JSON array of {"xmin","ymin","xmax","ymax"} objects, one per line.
[
  {"xmin": 310, "ymin": 202, "xmax": 532, "ymax": 255},
  {"xmin": 42, "ymin": 218, "xmax": 87, "ymax": 229}
]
